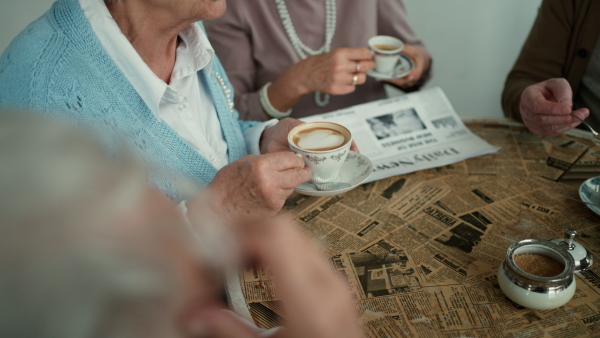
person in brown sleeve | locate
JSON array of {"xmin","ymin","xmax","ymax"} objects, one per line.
[
  {"xmin": 502, "ymin": 0, "xmax": 600, "ymax": 136},
  {"xmin": 205, "ymin": 0, "xmax": 432, "ymax": 121}
]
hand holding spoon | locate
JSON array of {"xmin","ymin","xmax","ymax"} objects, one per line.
[{"xmin": 570, "ymin": 112, "xmax": 600, "ymax": 139}]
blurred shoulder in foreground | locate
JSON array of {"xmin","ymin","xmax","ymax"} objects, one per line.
[{"xmin": 0, "ymin": 112, "xmax": 365, "ymax": 338}]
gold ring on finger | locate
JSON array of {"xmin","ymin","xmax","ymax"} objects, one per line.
[
  {"xmin": 355, "ymin": 61, "xmax": 361, "ymax": 73},
  {"xmin": 352, "ymin": 74, "xmax": 359, "ymax": 86}
]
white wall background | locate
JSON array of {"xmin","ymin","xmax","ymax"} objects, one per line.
[
  {"xmin": 400, "ymin": 0, "xmax": 542, "ymax": 118},
  {"xmin": 0, "ymin": 0, "xmax": 56, "ymax": 52},
  {"xmin": 0, "ymin": 0, "xmax": 542, "ymax": 118}
]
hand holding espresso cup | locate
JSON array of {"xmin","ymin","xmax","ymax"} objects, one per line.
[
  {"xmin": 385, "ymin": 44, "xmax": 431, "ymax": 89},
  {"xmin": 368, "ymin": 35, "xmax": 404, "ymax": 74},
  {"xmin": 288, "ymin": 122, "xmax": 352, "ymax": 190}
]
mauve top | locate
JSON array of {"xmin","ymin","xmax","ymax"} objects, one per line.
[{"xmin": 204, "ymin": 0, "xmax": 429, "ymax": 120}]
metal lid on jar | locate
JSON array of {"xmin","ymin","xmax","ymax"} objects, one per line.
[{"xmin": 551, "ymin": 229, "xmax": 594, "ymax": 272}]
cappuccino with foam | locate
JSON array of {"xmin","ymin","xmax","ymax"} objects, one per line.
[
  {"xmin": 288, "ymin": 122, "xmax": 353, "ymax": 186},
  {"xmin": 292, "ymin": 127, "xmax": 348, "ymax": 151}
]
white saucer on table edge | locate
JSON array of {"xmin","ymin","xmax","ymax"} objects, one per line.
[
  {"xmin": 294, "ymin": 151, "xmax": 373, "ymax": 197},
  {"xmin": 579, "ymin": 176, "xmax": 600, "ymax": 216},
  {"xmin": 367, "ymin": 54, "xmax": 414, "ymax": 80}
]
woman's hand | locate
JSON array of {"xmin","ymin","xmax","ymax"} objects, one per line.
[
  {"xmin": 186, "ymin": 215, "xmax": 364, "ymax": 338},
  {"xmin": 385, "ymin": 44, "xmax": 431, "ymax": 89},
  {"xmin": 267, "ymin": 48, "xmax": 375, "ymax": 112},
  {"xmin": 296, "ymin": 48, "xmax": 376, "ymax": 95},
  {"xmin": 260, "ymin": 118, "xmax": 304, "ymax": 154},
  {"xmin": 202, "ymin": 153, "xmax": 311, "ymax": 225},
  {"xmin": 258, "ymin": 216, "xmax": 364, "ymax": 338}
]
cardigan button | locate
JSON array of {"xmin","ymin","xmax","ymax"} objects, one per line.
[{"xmin": 578, "ymin": 48, "xmax": 588, "ymax": 58}]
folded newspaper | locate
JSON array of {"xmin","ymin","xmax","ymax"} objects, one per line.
[{"xmin": 301, "ymin": 87, "xmax": 500, "ymax": 182}]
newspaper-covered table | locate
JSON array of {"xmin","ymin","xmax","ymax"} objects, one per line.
[
  {"xmin": 301, "ymin": 87, "xmax": 500, "ymax": 183},
  {"xmin": 235, "ymin": 119, "xmax": 600, "ymax": 337}
]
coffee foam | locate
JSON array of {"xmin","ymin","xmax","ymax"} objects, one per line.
[{"xmin": 294, "ymin": 128, "xmax": 346, "ymax": 151}]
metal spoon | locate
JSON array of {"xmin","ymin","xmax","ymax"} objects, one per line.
[{"xmin": 570, "ymin": 112, "xmax": 600, "ymax": 139}]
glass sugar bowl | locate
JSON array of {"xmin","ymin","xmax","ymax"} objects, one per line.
[{"xmin": 497, "ymin": 239, "xmax": 575, "ymax": 310}]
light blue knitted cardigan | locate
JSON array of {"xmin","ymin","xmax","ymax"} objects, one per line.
[{"xmin": 0, "ymin": 0, "xmax": 259, "ymax": 201}]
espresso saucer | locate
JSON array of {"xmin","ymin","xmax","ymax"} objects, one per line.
[
  {"xmin": 367, "ymin": 54, "xmax": 414, "ymax": 80},
  {"xmin": 579, "ymin": 176, "xmax": 600, "ymax": 216},
  {"xmin": 294, "ymin": 151, "xmax": 373, "ymax": 197}
]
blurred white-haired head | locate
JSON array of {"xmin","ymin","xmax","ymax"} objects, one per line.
[{"xmin": 0, "ymin": 112, "xmax": 226, "ymax": 338}]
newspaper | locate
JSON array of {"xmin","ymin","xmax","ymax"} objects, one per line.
[
  {"xmin": 236, "ymin": 119, "xmax": 600, "ymax": 337},
  {"xmin": 300, "ymin": 87, "xmax": 500, "ymax": 183}
]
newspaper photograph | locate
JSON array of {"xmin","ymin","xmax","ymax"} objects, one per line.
[{"xmin": 300, "ymin": 87, "xmax": 500, "ymax": 182}]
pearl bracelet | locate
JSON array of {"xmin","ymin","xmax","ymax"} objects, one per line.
[{"xmin": 259, "ymin": 82, "xmax": 292, "ymax": 119}]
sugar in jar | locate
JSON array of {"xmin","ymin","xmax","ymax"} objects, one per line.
[{"xmin": 497, "ymin": 239, "xmax": 575, "ymax": 310}]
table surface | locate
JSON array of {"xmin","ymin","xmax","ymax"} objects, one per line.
[{"xmin": 237, "ymin": 119, "xmax": 600, "ymax": 337}]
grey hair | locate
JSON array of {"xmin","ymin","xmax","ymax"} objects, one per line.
[{"xmin": 0, "ymin": 113, "xmax": 181, "ymax": 338}]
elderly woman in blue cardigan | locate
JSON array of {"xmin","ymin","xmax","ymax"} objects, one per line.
[{"xmin": 0, "ymin": 0, "xmax": 314, "ymax": 223}]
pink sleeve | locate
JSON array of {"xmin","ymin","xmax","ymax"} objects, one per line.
[
  {"xmin": 205, "ymin": 7, "xmax": 265, "ymax": 121},
  {"xmin": 377, "ymin": 0, "xmax": 432, "ymax": 84},
  {"xmin": 377, "ymin": 0, "xmax": 425, "ymax": 47}
]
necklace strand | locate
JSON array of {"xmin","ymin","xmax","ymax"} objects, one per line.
[
  {"xmin": 275, "ymin": 0, "xmax": 337, "ymax": 107},
  {"xmin": 213, "ymin": 71, "xmax": 234, "ymax": 114}
]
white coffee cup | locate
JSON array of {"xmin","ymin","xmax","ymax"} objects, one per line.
[
  {"xmin": 368, "ymin": 35, "xmax": 404, "ymax": 74},
  {"xmin": 288, "ymin": 122, "xmax": 352, "ymax": 186}
]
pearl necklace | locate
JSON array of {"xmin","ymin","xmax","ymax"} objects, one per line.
[
  {"xmin": 213, "ymin": 71, "xmax": 234, "ymax": 114},
  {"xmin": 274, "ymin": 0, "xmax": 337, "ymax": 107}
]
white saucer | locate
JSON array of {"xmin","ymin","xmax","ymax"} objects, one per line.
[
  {"xmin": 579, "ymin": 176, "xmax": 600, "ymax": 216},
  {"xmin": 295, "ymin": 151, "xmax": 373, "ymax": 197},
  {"xmin": 367, "ymin": 54, "xmax": 414, "ymax": 80}
]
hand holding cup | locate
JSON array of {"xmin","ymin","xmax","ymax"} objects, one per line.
[{"xmin": 368, "ymin": 35, "xmax": 404, "ymax": 75}]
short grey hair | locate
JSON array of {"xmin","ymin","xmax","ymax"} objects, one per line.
[{"xmin": 0, "ymin": 113, "xmax": 182, "ymax": 338}]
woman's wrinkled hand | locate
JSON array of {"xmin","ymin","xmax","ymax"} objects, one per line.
[
  {"xmin": 185, "ymin": 215, "xmax": 364, "ymax": 338},
  {"xmin": 257, "ymin": 216, "xmax": 364, "ymax": 338},
  {"xmin": 203, "ymin": 153, "xmax": 311, "ymax": 224},
  {"xmin": 295, "ymin": 47, "xmax": 375, "ymax": 95},
  {"xmin": 260, "ymin": 118, "xmax": 304, "ymax": 154}
]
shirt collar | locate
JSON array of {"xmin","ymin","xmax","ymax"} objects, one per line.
[
  {"xmin": 78, "ymin": 0, "xmax": 215, "ymax": 118},
  {"xmin": 175, "ymin": 24, "xmax": 215, "ymax": 78}
]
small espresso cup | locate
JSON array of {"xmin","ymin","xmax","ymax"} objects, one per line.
[
  {"xmin": 368, "ymin": 35, "xmax": 404, "ymax": 74},
  {"xmin": 288, "ymin": 122, "xmax": 352, "ymax": 185}
]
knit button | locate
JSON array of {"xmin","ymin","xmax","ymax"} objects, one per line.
[
  {"xmin": 578, "ymin": 48, "xmax": 588, "ymax": 58},
  {"xmin": 178, "ymin": 103, "xmax": 187, "ymax": 111},
  {"xmin": 209, "ymin": 155, "xmax": 216, "ymax": 163}
]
